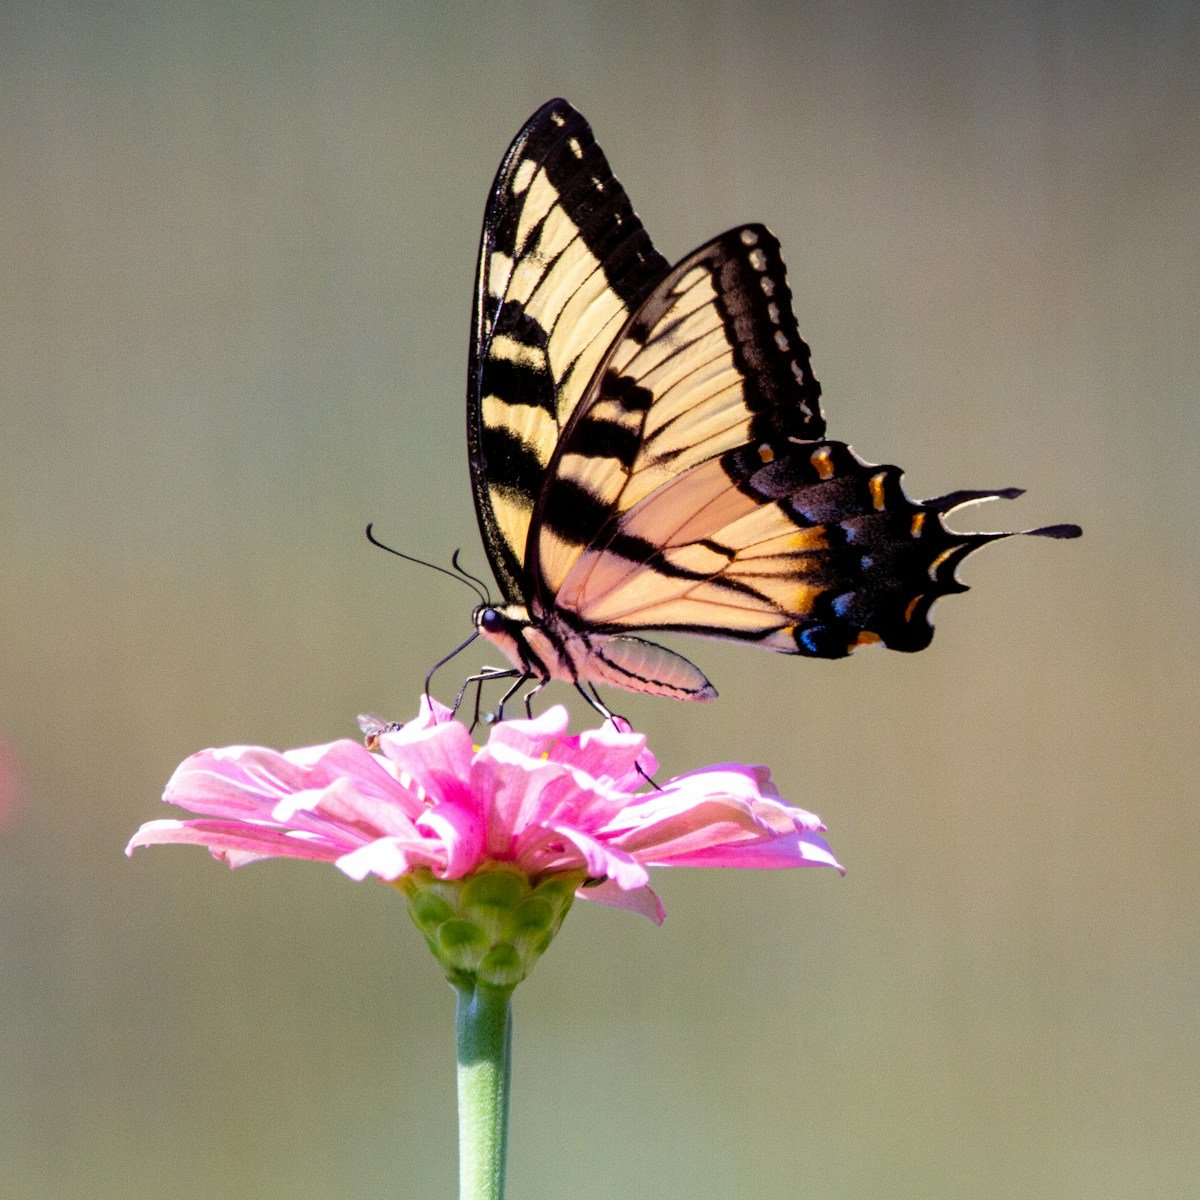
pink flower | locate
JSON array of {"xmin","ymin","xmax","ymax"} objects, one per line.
[{"xmin": 127, "ymin": 698, "xmax": 842, "ymax": 924}]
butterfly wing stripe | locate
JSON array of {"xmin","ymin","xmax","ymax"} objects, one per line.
[{"xmin": 468, "ymin": 100, "xmax": 668, "ymax": 602}]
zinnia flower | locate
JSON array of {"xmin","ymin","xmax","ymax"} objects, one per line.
[{"xmin": 128, "ymin": 697, "xmax": 841, "ymax": 983}]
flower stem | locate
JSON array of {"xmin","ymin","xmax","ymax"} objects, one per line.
[{"xmin": 455, "ymin": 982, "xmax": 514, "ymax": 1200}]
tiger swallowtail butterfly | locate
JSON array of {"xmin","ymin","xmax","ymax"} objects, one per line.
[{"xmin": 458, "ymin": 99, "xmax": 1079, "ymax": 713}]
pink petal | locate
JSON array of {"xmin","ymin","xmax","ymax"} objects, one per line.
[
  {"xmin": 485, "ymin": 705, "xmax": 571, "ymax": 759},
  {"xmin": 377, "ymin": 716, "xmax": 477, "ymax": 807},
  {"xmin": 576, "ymin": 878, "xmax": 666, "ymax": 924},
  {"xmin": 654, "ymin": 828, "xmax": 844, "ymax": 872},
  {"xmin": 470, "ymin": 744, "xmax": 574, "ymax": 857},
  {"xmin": 133, "ymin": 695, "xmax": 844, "ymax": 917},
  {"xmin": 511, "ymin": 761, "xmax": 637, "ymax": 844},
  {"xmin": 415, "ymin": 800, "xmax": 485, "ymax": 878},
  {"xmin": 126, "ymin": 818, "xmax": 343, "ymax": 867},
  {"xmin": 549, "ymin": 824, "xmax": 650, "ymax": 892},
  {"xmin": 271, "ymin": 774, "xmax": 422, "ymax": 841},
  {"xmin": 166, "ymin": 740, "xmax": 423, "ymax": 822},
  {"xmin": 608, "ymin": 763, "xmax": 820, "ymax": 841},
  {"xmin": 336, "ymin": 835, "xmax": 445, "ymax": 882},
  {"xmin": 606, "ymin": 794, "xmax": 771, "ymax": 857},
  {"xmin": 547, "ymin": 721, "xmax": 651, "ymax": 785},
  {"xmin": 400, "ymin": 694, "xmax": 455, "ymax": 730},
  {"xmin": 674, "ymin": 764, "xmax": 827, "ymax": 832}
]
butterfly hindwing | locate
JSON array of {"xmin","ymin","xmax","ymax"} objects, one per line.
[
  {"xmin": 553, "ymin": 437, "xmax": 1038, "ymax": 657},
  {"xmin": 467, "ymin": 99, "xmax": 669, "ymax": 602},
  {"xmin": 530, "ymin": 224, "xmax": 825, "ymax": 600}
]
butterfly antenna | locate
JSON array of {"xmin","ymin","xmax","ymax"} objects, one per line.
[
  {"xmin": 365, "ymin": 524, "xmax": 488, "ymax": 604},
  {"xmin": 450, "ymin": 549, "xmax": 493, "ymax": 605}
]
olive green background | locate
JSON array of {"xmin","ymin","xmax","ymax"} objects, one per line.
[{"xmin": 3, "ymin": 2, "xmax": 1196, "ymax": 1197}]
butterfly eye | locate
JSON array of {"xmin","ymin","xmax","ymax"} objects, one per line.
[{"xmin": 480, "ymin": 608, "xmax": 505, "ymax": 634}]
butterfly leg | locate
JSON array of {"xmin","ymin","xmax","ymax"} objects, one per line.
[
  {"xmin": 574, "ymin": 681, "xmax": 611, "ymax": 722},
  {"xmin": 489, "ymin": 672, "xmax": 531, "ymax": 724},
  {"xmin": 452, "ymin": 666, "xmax": 519, "ymax": 723},
  {"xmin": 522, "ymin": 677, "xmax": 548, "ymax": 719},
  {"xmin": 469, "ymin": 676, "xmax": 490, "ymax": 733},
  {"xmin": 585, "ymin": 682, "xmax": 631, "ymax": 733},
  {"xmin": 468, "ymin": 669, "xmax": 519, "ymax": 733}
]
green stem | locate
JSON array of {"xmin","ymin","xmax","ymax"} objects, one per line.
[{"xmin": 455, "ymin": 982, "xmax": 514, "ymax": 1200}]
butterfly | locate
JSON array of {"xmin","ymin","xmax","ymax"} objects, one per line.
[{"xmin": 458, "ymin": 98, "xmax": 1079, "ymax": 717}]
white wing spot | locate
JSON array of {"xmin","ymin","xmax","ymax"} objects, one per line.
[
  {"xmin": 511, "ymin": 159, "xmax": 537, "ymax": 195},
  {"xmin": 568, "ymin": 136, "xmax": 583, "ymax": 158},
  {"xmin": 749, "ymin": 249, "xmax": 767, "ymax": 271},
  {"xmin": 740, "ymin": 228, "xmax": 759, "ymax": 246},
  {"xmin": 790, "ymin": 360, "xmax": 804, "ymax": 378},
  {"xmin": 591, "ymin": 175, "xmax": 605, "ymax": 191},
  {"xmin": 774, "ymin": 331, "xmax": 789, "ymax": 351},
  {"xmin": 551, "ymin": 112, "xmax": 566, "ymax": 126},
  {"xmin": 767, "ymin": 302, "xmax": 781, "ymax": 324},
  {"xmin": 760, "ymin": 276, "xmax": 776, "ymax": 297}
]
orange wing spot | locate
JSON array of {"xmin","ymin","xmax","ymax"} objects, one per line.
[
  {"xmin": 903, "ymin": 595, "xmax": 924, "ymax": 622},
  {"xmin": 868, "ymin": 472, "xmax": 887, "ymax": 510},
  {"xmin": 757, "ymin": 443, "xmax": 775, "ymax": 464},
  {"xmin": 910, "ymin": 511, "xmax": 926, "ymax": 537},
  {"xmin": 855, "ymin": 631, "xmax": 882, "ymax": 646},
  {"xmin": 810, "ymin": 447, "xmax": 834, "ymax": 479},
  {"xmin": 789, "ymin": 527, "xmax": 826, "ymax": 552},
  {"xmin": 928, "ymin": 548, "xmax": 958, "ymax": 578}
]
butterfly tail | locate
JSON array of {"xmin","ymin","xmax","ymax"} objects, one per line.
[{"xmin": 718, "ymin": 440, "xmax": 1082, "ymax": 657}]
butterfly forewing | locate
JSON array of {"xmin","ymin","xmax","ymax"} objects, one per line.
[{"xmin": 467, "ymin": 99, "xmax": 669, "ymax": 602}]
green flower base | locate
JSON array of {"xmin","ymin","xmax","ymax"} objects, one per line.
[{"xmin": 399, "ymin": 864, "xmax": 584, "ymax": 989}]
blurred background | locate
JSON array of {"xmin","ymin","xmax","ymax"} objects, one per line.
[{"xmin": 2, "ymin": 1, "xmax": 1196, "ymax": 1196}]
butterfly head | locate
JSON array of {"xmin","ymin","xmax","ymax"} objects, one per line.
[{"xmin": 473, "ymin": 603, "xmax": 533, "ymax": 653}]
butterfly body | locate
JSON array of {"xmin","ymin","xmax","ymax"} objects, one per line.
[
  {"xmin": 474, "ymin": 602, "xmax": 717, "ymax": 700},
  {"xmin": 462, "ymin": 100, "xmax": 1080, "ymax": 704}
]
